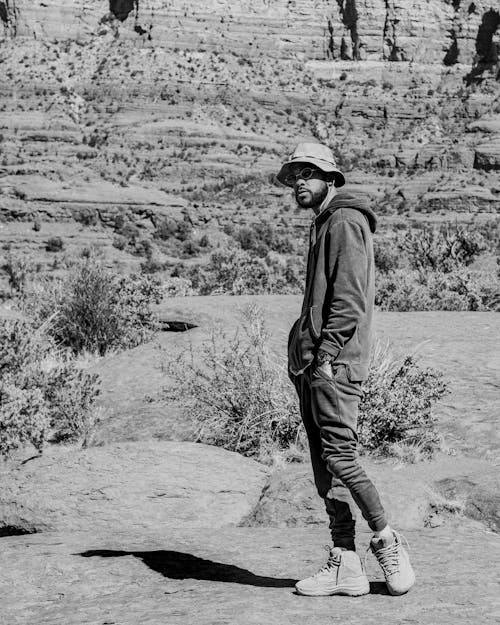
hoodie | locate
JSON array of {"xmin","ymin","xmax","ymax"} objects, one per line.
[{"xmin": 288, "ymin": 191, "xmax": 377, "ymax": 381}]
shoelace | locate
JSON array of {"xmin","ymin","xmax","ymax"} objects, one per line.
[
  {"xmin": 365, "ymin": 531, "xmax": 411, "ymax": 578},
  {"xmin": 314, "ymin": 545, "xmax": 341, "ymax": 576},
  {"xmin": 372, "ymin": 541, "xmax": 400, "ymax": 577}
]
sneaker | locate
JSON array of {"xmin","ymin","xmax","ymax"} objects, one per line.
[
  {"xmin": 370, "ymin": 531, "xmax": 415, "ymax": 596},
  {"xmin": 295, "ymin": 546, "xmax": 370, "ymax": 597}
]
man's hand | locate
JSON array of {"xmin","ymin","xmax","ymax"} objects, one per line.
[
  {"xmin": 318, "ymin": 360, "xmax": 333, "ymax": 379},
  {"xmin": 315, "ymin": 350, "xmax": 333, "ymax": 379}
]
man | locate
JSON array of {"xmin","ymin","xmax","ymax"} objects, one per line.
[{"xmin": 277, "ymin": 142, "xmax": 415, "ymax": 597}]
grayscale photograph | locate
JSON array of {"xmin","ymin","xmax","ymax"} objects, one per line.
[{"xmin": 0, "ymin": 1, "xmax": 499, "ymax": 623}]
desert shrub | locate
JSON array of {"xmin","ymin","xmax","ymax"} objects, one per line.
[
  {"xmin": 186, "ymin": 249, "xmax": 275, "ymax": 295},
  {"xmin": 176, "ymin": 220, "xmax": 193, "ymax": 242},
  {"xmin": 163, "ymin": 276, "xmax": 195, "ymax": 297},
  {"xmin": 73, "ymin": 207, "xmax": 98, "ymax": 227},
  {"xmin": 236, "ymin": 226, "xmax": 267, "ymax": 256},
  {"xmin": 1, "ymin": 253, "xmax": 36, "ymax": 294},
  {"xmin": 472, "ymin": 218, "xmax": 500, "ymax": 255},
  {"xmin": 163, "ymin": 307, "xmax": 448, "ymax": 464},
  {"xmin": 24, "ymin": 260, "xmax": 163, "ymax": 355},
  {"xmin": 45, "ymin": 237, "xmax": 64, "ymax": 253},
  {"xmin": 140, "ymin": 257, "xmax": 167, "ymax": 274},
  {"xmin": 134, "ymin": 237, "xmax": 154, "ymax": 258},
  {"xmin": 373, "ymin": 238, "xmax": 400, "ymax": 273},
  {"xmin": 178, "ymin": 249, "xmax": 304, "ymax": 296},
  {"xmin": 112, "ymin": 234, "xmax": 128, "ymax": 250},
  {"xmin": 163, "ymin": 305, "xmax": 305, "ymax": 464},
  {"xmin": 264, "ymin": 253, "xmax": 304, "ymax": 294},
  {"xmin": 0, "ymin": 319, "xmax": 100, "ymax": 457},
  {"xmin": 235, "ymin": 221, "xmax": 294, "ymax": 257},
  {"xmin": 182, "ymin": 239, "xmax": 201, "ymax": 257},
  {"xmin": 359, "ymin": 341, "xmax": 448, "ymax": 456},
  {"xmin": 398, "ymin": 223, "xmax": 488, "ymax": 273},
  {"xmin": 154, "ymin": 217, "xmax": 178, "ymax": 241},
  {"xmin": 198, "ymin": 234, "xmax": 210, "ymax": 248},
  {"xmin": 376, "ymin": 267, "xmax": 499, "ymax": 311},
  {"xmin": 32, "ymin": 215, "xmax": 42, "ymax": 232}
]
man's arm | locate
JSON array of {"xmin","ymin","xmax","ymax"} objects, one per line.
[{"xmin": 317, "ymin": 219, "xmax": 368, "ymax": 362}]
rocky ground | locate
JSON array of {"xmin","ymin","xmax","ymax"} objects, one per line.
[
  {"xmin": 1, "ymin": 296, "xmax": 499, "ymax": 623},
  {"xmin": 2, "ymin": 525, "xmax": 499, "ymax": 625}
]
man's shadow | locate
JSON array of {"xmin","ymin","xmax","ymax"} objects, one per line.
[
  {"xmin": 78, "ymin": 549, "xmax": 389, "ymax": 594},
  {"xmin": 79, "ymin": 549, "xmax": 296, "ymax": 588}
]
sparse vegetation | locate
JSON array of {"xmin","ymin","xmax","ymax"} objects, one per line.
[
  {"xmin": 1, "ymin": 254, "xmax": 39, "ymax": 296},
  {"xmin": 358, "ymin": 341, "xmax": 448, "ymax": 456},
  {"xmin": 163, "ymin": 305, "xmax": 305, "ymax": 464},
  {"xmin": 45, "ymin": 237, "xmax": 65, "ymax": 253},
  {"xmin": 374, "ymin": 222, "xmax": 500, "ymax": 311},
  {"xmin": 23, "ymin": 259, "xmax": 163, "ymax": 355},
  {"xmin": 0, "ymin": 318, "xmax": 100, "ymax": 457},
  {"xmin": 163, "ymin": 306, "xmax": 448, "ymax": 464}
]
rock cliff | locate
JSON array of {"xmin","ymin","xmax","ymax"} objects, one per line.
[
  {"xmin": 0, "ymin": 1, "xmax": 498, "ymax": 280},
  {"xmin": 7, "ymin": 0, "xmax": 500, "ymax": 68}
]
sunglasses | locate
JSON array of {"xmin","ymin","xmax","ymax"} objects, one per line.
[{"xmin": 284, "ymin": 167, "xmax": 320, "ymax": 186}]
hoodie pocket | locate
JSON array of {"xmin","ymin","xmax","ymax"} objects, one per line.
[{"xmin": 308, "ymin": 306, "xmax": 320, "ymax": 340}]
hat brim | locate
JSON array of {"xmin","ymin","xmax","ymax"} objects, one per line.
[{"xmin": 277, "ymin": 157, "xmax": 345, "ymax": 188}]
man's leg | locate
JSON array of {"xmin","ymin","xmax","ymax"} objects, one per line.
[
  {"xmin": 295, "ymin": 373, "xmax": 357, "ymax": 551},
  {"xmin": 309, "ymin": 364, "xmax": 387, "ymax": 533},
  {"xmin": 293, "ymin": 371, "xmax": 369, "ymax": 596},
  {"xmin": 310, "ymin": 363, "xmax": 415, "ymax": 595}
]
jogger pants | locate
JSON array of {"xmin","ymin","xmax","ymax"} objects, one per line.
[{"xmin": 294, "ymin": 363, "xmax": 387, "ymax": 550}]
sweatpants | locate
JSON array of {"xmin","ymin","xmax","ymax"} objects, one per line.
[{"xmin": 294, "ymin": 363, "xmax": 387, "ymax": 551}]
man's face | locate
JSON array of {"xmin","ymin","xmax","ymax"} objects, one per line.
[{"xmin": 289, "ymin": 165, "xmax": 330, "ymax": 210}]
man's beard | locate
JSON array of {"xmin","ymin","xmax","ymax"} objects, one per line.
[{"xmin": 295, "ymin": 185, "xmax": 329, "ymax": 209}]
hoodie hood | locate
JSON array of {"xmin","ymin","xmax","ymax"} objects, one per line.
[{"xmin": 317, "ymin": 190, "xmax": 377, "ymax": 233}]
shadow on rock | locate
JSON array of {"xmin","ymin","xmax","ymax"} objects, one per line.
[
  {"xmin": 369, "ymin": 581, "xmax": 390, "ymax": 595},
  {"xmin": 79, "ymin": 549, "xmax": 297, "ymax": 587}
]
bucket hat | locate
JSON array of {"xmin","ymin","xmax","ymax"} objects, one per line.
[{"xmin": 277, "ymin": 142, "xmax": 345, "ymax": 187}]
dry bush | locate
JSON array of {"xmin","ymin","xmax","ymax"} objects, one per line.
[
  {"xmin": 359, "ymin": 341, "xmax": 448, "ymax": 457},
  {"xmin": 398, "ymin": 222, "xmax": 488, "ymax": 273},
  {"xmin": 163, "ymin": 307, "xmax": 448, "ymax": 464},
  {"xmin": 162, "ymin": 304, "xmax": 305, "ymax": 464},
  {"xmin": 375, "ymin": 267, "xmax": 499, "ymax": 311},
  {"xmin": 373, "ymin": 222, "xmax": 499, "ymax": 310},
  {"xmin": 23, "ymin": 259, "xmax": 163, "ymax": 355},
  {"xmin": 179, "ymin": 249, "xmax": 303, "ymax": 296},
  {"xmin": 0, "ymin": 319, "xmax": 100, "ymax": 457},
  {"xmin": 1, "ymin": 253, "xmax": 38, "ymax": 295}
]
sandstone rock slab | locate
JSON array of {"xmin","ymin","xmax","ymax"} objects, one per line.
[
  {"xmin": 242, "ymin": 461, "xmax": 430, "ymax": 532},
  {"xmin": 467, "ymin": 116, "xmax": 500, "ymax": 134},
  {"xmin": 435, "ymin": 475, "xmax": 500, "ymax": 533},
  {"xmin": 0, "ymin": 441, "xmax": 269, "ymax": 535},
  {"xmin": 0, "ymin": 525, "xmax": 498, "ymax": 625},
  {"xmin": 474, "ymin": 141, "xmax": 500, "ymax": 171}
]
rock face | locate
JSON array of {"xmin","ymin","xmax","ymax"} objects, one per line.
[
  {"xmin": 0, "ymin": 441, "xmax": 269, "ymax": 534},
  {"xmin": 474, "ymin": 140, "xmax": 500, "ymax": 170},
  {"xmin": 0, "ymin": 2, "xmax": 498, "ymax": 287},
  {"xmin": 8, "ymin": 0, "xmax": 500, "ymax": 67},
  {"xmin": 241, "ymin": 463, "xmax": 430, "ymax": 531},
  {"xmin": 435, "ymin": 475, "xmax": 500, "ymax": 533}
]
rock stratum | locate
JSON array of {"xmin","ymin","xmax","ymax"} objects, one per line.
[
  {"xmin": 4, "ymin": 0, "xmax": 500, "ymax": 67},
  {"xmin": 0, "ymin": 1, "xmax": 499, "ymax": 281}
]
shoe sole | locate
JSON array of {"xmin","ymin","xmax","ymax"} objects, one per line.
[
  {"xmin": 386, "ymin": 573, "xmax": 416, "ymax": 596},
  {"xmin": 295, "ymin": 579, "xmax": 370, "ymax": 597}
]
